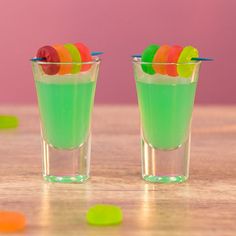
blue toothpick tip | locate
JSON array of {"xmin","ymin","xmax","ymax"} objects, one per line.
[
  {"xmin": 191, "ymin": 57, "xmax": 213, "ymax": 61},
  {"xmin": 91, "ymin": 51, "xmax": 104, "ymax": 56},
  {"xmin": 31, "ymin": 57, "xmax": 45, "ymax": 61}
]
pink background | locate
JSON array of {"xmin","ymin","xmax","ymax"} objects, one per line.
[{"xmin": 0, "ymin": 0, "xmax": 235, "ymax": 104}]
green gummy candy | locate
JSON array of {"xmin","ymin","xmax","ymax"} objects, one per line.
[
  {"xmin": 177, "ymin": 46, "xmax": 199, "ymax": 78},
  {"xmin": 141, "ymin": 44, "xmax": 160, "ymax": 74},
  {"xmin": 0, "ymin": 115, "xmax": 18, "ymax": 129},
  {"xmin": 86, "ymin": 204, "xmax": 123, "ymax": 226},
  {"xmin": 64, "ymin": 43, "xmax": 81, "ymax": 74}
]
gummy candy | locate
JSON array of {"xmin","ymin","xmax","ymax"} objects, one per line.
[
  {"xmin": 141, "ymin": 44, "xmax": 160, "ymax": 74},
  {"xmin": 153, "ymin": 45, "xmax": 171, "ymax": 74},
  {"xmin": 0, "ymin": 211, "xmax": 26, "ymax": 232},
  {"xmin": 64, "ymin": 43, "xmax": 82, "ymax": 74},
  {"xmin": 86, "ymin": 204, "xmax": 123, "ymax": 226},
  {"xmin": 74, "ymin": 43, "xmax": 92, "ymax": 71},
  {"xmin": 166, "ymin": 45, "xmax": 183, "ymax": 76},
  {"xmin": 53, "ymin": 45, "xmax": 72, "ymax": 75},
  {"xmin": 0, "ymin": 115, "xmax": 18, "ymax": 129},
  {"xmin": 177, "ymin": 46, "xmax": 199, "ymax": 78},
  {"xmin": 36, "ymin": 46, "xmax": 60, "ymax": 75}
]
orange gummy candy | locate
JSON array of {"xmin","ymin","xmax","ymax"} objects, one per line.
[
  {"xmin": 53, "ymin": 45, "xmax": 73, "ymax": 75},
  {"xmin": 0, "ymin": 211, "xmax": 26, "ymax": 232},
  {"xmin": 153, "ymin": 45, "xmax": 171, "ymax": 75}
]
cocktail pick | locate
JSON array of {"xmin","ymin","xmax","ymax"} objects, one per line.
[
  {"xmin": 31, "ymin": 51, "xmax": 104, "ymax": 61},
  {"xmin": 132, "ymin": 54, "xmax": 213, "ymax": 61}
]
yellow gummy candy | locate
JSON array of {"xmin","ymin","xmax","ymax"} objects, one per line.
[
  {"xmin": 0, "ymin": 115, "xmax": 19, "ymax": 129},
  {"xmin": 64, "ymin": 44, "xmax": 82, "ymax": 74},
  {"xmin": 86, "ymin": 204, "xmax": 123, "ymax": 226},
  {"xmin": 177, "ymin": 46, "xmax": 199, "ymax": 78}
]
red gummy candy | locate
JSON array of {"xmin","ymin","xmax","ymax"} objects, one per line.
[
  {"xmin": 74, "ymin": 43, "xmax": 92, "ymax": 71},
  {"xmin": 166, "ymin": 45, "xmax": 183, "ymax": 76},
  {"xmin": 36, "ymin": 46, "xmax": 60, "ymax": 75}
]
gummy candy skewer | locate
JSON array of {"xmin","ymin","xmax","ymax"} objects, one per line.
[
  {"xmin": 132, "ymin": 54, "xmax": 213, "ymax": 61},
  {"xmin": 31, "ymin": 51, "xmax": 104, "ymax": 61}
]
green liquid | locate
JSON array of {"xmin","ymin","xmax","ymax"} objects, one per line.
[
  {"xmin": 36, "ymin": 78, "xmax": 96, "ymax": 149},
  {"xmin": 136, "ymin": 78, "xmax": 197, "ymax": 149}
]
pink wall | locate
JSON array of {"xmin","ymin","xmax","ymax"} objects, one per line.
[{"xmin": 0, "ymin": 0, "xmax": 235, "ymax": 104}]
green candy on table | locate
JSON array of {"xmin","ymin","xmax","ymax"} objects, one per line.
[
  {"xmin": 86, "ymin": 204, "xmax": 123, "ymax": 226},
  {"xmin": 0, "ymin": 115, "xmax": 19, "ymax": 129}
]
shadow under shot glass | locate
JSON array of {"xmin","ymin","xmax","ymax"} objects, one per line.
[
  {"xmin": 133, "ymin": 58, "xmax": 201, "ymax": 183},
  {"xmin": 31, "ymin": 59, "xmax": 100, "ymax": 183}
]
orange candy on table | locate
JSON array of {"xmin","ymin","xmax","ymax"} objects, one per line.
[
  {"xmin": 0, "ymin": 211, "xmax": 26, "ymax": 232},
  {"xmin": 153, "ymin": 45, "xmax": 171, "ymax": 75}
]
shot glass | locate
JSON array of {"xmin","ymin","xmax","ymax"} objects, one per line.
[
  {"xmin": 31, "ymin": 58, "xmax": 100, "ymax": 183},
  {"xmin": 133, "ymin": 58, "xmax": 201, "ymax": 183}
]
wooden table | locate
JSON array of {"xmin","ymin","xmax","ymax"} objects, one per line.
[{"xmin": 0, "ymin": 105, "xmax": 235, "ymax": 236}]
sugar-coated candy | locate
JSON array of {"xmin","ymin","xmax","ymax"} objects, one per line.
[
  {"xmin": 64, "ymin": 43, "xmax": 82, "ymax": 74},
  {"xmin": 86, "ymin": 204, "xmax": 123, "ymax": 226},
  {"xmin": 53, "ymin": 45, "xmax": 73, "ymax": 75},
  {"xmin": 166, "ymin": 45, "xmax": 183, "ymax": 76},
  {"xmin": 153, "ymin": 45, "xmax": 171, "ymax": 75},
  {"xmin": 141, "ymin": 44, "xmax": 160, "ymax": 74},
  {"xmin": 0, "ymin": 211, "xmax": 26, "ymax": 232},
  {"xmin": 177, "ymin": 46, "xmax": 199, "ymax": 78},
  {"xmin": 36, "ymin": 46, "xmax": 60, "ymax": 75}
]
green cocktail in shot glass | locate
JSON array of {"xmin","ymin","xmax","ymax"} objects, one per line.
[
  {"xmin": 133, "ymin": 56, "xmax": 201, "ymax": 183},
  {"xmin": 31, "ymin": 58, "xmax": 100, "ymax": 183}
]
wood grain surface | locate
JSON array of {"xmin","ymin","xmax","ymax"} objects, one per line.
[{"xmin": 0, "ymin": 105, "xmax": 235, "ymax": 236}]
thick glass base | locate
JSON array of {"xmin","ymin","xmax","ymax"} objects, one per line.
[
  {"xmin": 143, "ymin": 175, "xmax": 187, "ymax": 183},
  {"xmin": 44, "ymin": 175, "xmax": 88, "ymax": 183},
  {"xmin": 141, "ymin": 137, "xmax": 190, "ymax": 183},
  {"xmin": 42, "ymin": 135, "xmax": 91, "ymax": 183}
]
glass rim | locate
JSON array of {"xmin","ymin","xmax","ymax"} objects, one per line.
[
  {"xmin": 132, "ymin": 57, "xmax": 201, "ymax": 66},
  {"xmin": 31, "ymin": 56, "xmax": 101, "ymax": 65}
]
